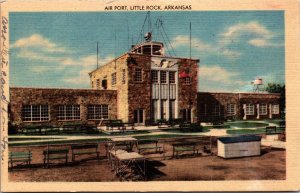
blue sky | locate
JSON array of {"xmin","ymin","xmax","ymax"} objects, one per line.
[{"xmin": 9, "ymin": 11, "xmax": 285, "ymax": 91}]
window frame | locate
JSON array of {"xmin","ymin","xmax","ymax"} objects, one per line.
[
  {"xmin": 160, "ymin": 71, "xmax": 167, "ymax": 84},
  {"xmin": 87, "ymin": 105, "xmax": 109, "ymax": 120},
  {"xmin": 272, "ymin": 104, "xmax": 280, "ymax": 114},
  {"xmin": 151, "ymin": 70, "xmax": 158, "ymax": 83},
  {"xmin": 57, "ymin": 105, "xmax": 81, "ymax": 121},
  {"xmin": 259, "ymin": 104, "xmax": 268, "ymax": 115},
  {"xmin": 184, "ymin": 77, "xmax": 191, "ymax": 85},
  {"xmin": 122, "ymin": 69, "xmax": 126, "ymax": 84},
  {"xmin": 134, "ymin": 68, "xmax": 143, "ymax": 82},
  {"xmin": 227, "ymin": 103, "xmax": 236, "ymax": 116},
  {"xmin": 169, "ymin": 71, "xmax": 176, "ymax": 84},
  {"xmin": 111, "ymin": 72, "xmax": 117, "ymax": 86},
  {"xmin": 245, "ymin": 104, "xmax": 255, "ymax": 115},
  {"xmin": 22, "ymin": 105, "xmax": 50, "ymax": 122}
]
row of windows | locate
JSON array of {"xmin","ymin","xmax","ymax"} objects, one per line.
[
  {"xmin": 93, "ymin": 69, "xmax": 191, "ymax": 88},
  {"xmin": 200, "ymin": 103, "xmax": 280, "ymax": 116},
  {"xmin": 22, "ymin": 105, "xmax": 109, "ymax": 122},
  {"xmin": 151, "ymin": 70, "xmax": 188, "ymax": 84},
  {"xmin": 245, "ymin": 104, "xmax": 279, "ymax": 115}
]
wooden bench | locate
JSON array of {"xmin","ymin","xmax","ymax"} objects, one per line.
[
  {"xmin": 266, "ymin": 126, "xmax": 278, "ymax": 135},
  {"xmin": 105, "ymin": 120, "xmax": 125, "ymax": 131},
  {"xmin": 179, "ymin": 122, "xmax": 191, "ymax": 130},
  {"xmin": 43, "ymin": 149, "xmax": 69, "ymax": 167},
  {"xmin": 137, "ymin": 140, "xmax": 163, "ymax": 154},
  {"xmin": 71, "ymin": 143, "xmax": 100, "ymax": 162},
  {"xmin": 172, "ymin": 142, "xmax": 198, "ymax": 158},
  {"xmin": 8, "ymin": 151, "xmax": 32, "ymax": 169}
]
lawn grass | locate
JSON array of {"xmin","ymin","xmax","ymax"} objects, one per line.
[
  {"xmin": 8, "ymin": 138, "xmax": 109, "ymax": 147},
  {"xmin": 227, "ymin": 122, "xmax": 268, "ymax": 128},
  {"xmin": 202, "ymin": 125, "xmax": 231, "ymax": 129},
  {"xmin": 162, "ymin": 127, "xmax": 210, "ymax": 133},
  {"xmin": 133, "ymin": 134, "xmax": 198, "ymax": 140},
  {"xmin": 12, "ymin": 130, "xmax": 150, "ymax": 137},
  {"xmin": 226, "ymin": 128, "xmax": 266, "ymax": 135},
  {"xmin": 8, "ymin": 137, "xmax": 64, "ymax": 142}
]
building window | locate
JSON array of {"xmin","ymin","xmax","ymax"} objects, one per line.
[
  {"xmin": 22, "ymin": 105, "xmax": 49, "ymax": 122},
  {"xmin": 160, "ymin": 71, "xmax": 167, "ymax": 84},
  {"xmin": 245, "ymin": 104, "xmax": 255, "ymax": 115},
  {"xmin": 227, "ymin": 103, "xmax": 236, "ymax": 115},
  {"xmin": 259, "ymin": 104, "xmax": 267, "ymax": 115},
  {"xmin": 96, "ymin": 79, "xmax": 100, "ymax": 89},
  {"xmin": 122, "ymin": 69, "xmax": 126, "ymax": 84},
  {"xmin": 212, "ymin": 104, "xmax": 221, "ymax": 116},
  {"xmin": 58, "ymin": 105, "xmax": 80, "ymax": 121},
  {"xmin": 151, "ymin": 70, "xmax": 158, "ymax": 83},
  {"xmin": 91, "ymin": 81, "xmax": 94, "ymax": 88},
  {"xmin": 272, "ymin": 104, "xmax": 280, "ymax": 114},
  {"xmin": 184, "ymin": 77, "xmax": 191, "ymax": 85},
  {"xmin": 134, "ymin": 68, "xmax": 143, "ymax": 82},
  {"xmin": 169, "ymin": 71, "xmax": 176, "ymax": 84},
  {"xmin": 88, "ymin": 105, "xmax": 109, "ymax": 120},
  {"xmin": 111, "ymin": 72, "xmax": 117, "ymax": 86}
]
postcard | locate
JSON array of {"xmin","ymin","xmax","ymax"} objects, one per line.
[{"xmin": 1, "ymin": 0, "xmax": 300, "ymax": 191}]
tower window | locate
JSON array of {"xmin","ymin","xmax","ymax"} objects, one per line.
[
  {"xmin": 151, "ymin": 70, "xmax": 158, "ymax": 83},
  {"xmin": 184, "ymin": 77, "xmax": 191, "ymax": 85},
  {"xmin": 160, "ymin": 71, "xmax": 167, "ymax": 84},
  {"xmin": 111, "ymin": 72, "xmax": 117, "ymax": 86},
  {"xmin": 169, "ymin": 71, "xmax": 176, "ymax": 84},
  {"xmin": 134, "ymin": 68, "xmax": 143, "ymax": 82},
  {"xmin": 122, "ymin": 69, "xmax": 126, "ymax": 84}
]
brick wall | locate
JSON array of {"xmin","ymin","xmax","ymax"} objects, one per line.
[
  {"xmin": 197, "ymin": 92, "xmax": 281, "ymax": 122},
  {"xmin": 127, "ymin": 54, "xmax": 152, "ymax": 123},
  {"xmin": 178, "ymin": 59, "xmax": 199, "ymax": 122},
  {"xmin": 9, "ymin": 87, "xmax": 117, "ymax": 128},
  {"xmin": 89, "ymin": 54, "xmax": 129, "ymax": 122}
]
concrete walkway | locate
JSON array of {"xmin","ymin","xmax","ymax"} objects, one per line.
[{"xmin": 9, "ymin": 125, "xmax": 285, "ymax": 149}]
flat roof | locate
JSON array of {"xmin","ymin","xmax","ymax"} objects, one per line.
[
  {"xmin": 88, "ymin": 52, "xmax": 200, "ymax": 74},
  {"xmin": 10, "ymin": 87, "xmax": 116, "ymax": 92},
  {"xmin": 218, "ymin": 135, "xmax": 262, "ymax": 144}
]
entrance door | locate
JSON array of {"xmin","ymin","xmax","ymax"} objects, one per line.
[
  {"xmin": 161, "ymin": 100, "xmax": 167, "ymax": 120},
  {"xmin": 181, "ymin": 109, "xmax": 191, "ymax": 122},
  {"xmin": 134, "ymin": 109, "xmax": 144, "ymax": 125}
]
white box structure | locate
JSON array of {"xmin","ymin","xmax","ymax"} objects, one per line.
[{"xmin": 217, "ymin": 135, "xmax": 262, "ymax": 158}]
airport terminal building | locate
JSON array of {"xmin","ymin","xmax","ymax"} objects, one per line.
[{"xmin": 9, "ymin": 40, "xmax": 282, "ymax": 128}]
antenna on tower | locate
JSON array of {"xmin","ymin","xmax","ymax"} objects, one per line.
[
  {"xmin": 96, "ymin": 41, "xmax": 99, "ymax": 69},
  {"xmin": 189, "ymin": 22, "xmax": 192, "ymax": 63}
]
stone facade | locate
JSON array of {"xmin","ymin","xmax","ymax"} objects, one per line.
[
  {"xmin": 197, "ymin": 92, "xmax": 281, "ymax": 122},
  {"xmin": 9, "ymin": 87, "xmax": 117, "ymax": 128},
  {"xmin": 177, "ymin": 58, "xmax": 199, "ymax": 122},
  {"xmin": 89, "ymin": 52, "xmax": 199, "ymax": 124}
]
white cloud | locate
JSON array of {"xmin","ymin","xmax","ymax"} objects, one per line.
[
  {"xmin": 172, "ymin": 35, "xmax": 214, "ymax": 52},
  {"xmin": 221, "ymin": 21, "xmax": 273, "ymax": 39},
  {"xmin": 220, "ymin": 21, "xmax": 283, "ymax": 48},
  {"xmin": 172, "ymin": 35, "xmax": 242, "ymax": 60},
  {"xmin": 12, "ymin": 33, "xmax": 115, "ymax": 87},
  {"xmin": 198, "ymin": 65, "xmax": 239, "ymax": 84},
  {"xmin": 62, "ymin": 55, "xmax": 114, "ymax": 85},
  {"xmin": 11, "ymin": 34, "xmax": 67, "ymax": 53}
]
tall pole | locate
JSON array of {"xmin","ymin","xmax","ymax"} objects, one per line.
[
  {"xmin": 189, "ymin": 22, "xmax": 192, "ymax": 62},
  {"xmin": 97, "ymin": 41, "xmax": 99, "ymax": 69}
]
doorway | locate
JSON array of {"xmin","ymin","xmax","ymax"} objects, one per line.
[{"xmin": 134, "ymin": 109, "xmax": 144, "ymax": 125}]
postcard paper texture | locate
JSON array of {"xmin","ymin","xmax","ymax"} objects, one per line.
[{"xmin": 1, "ymin": 0, "xmax": 300, "ymax": 191}]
